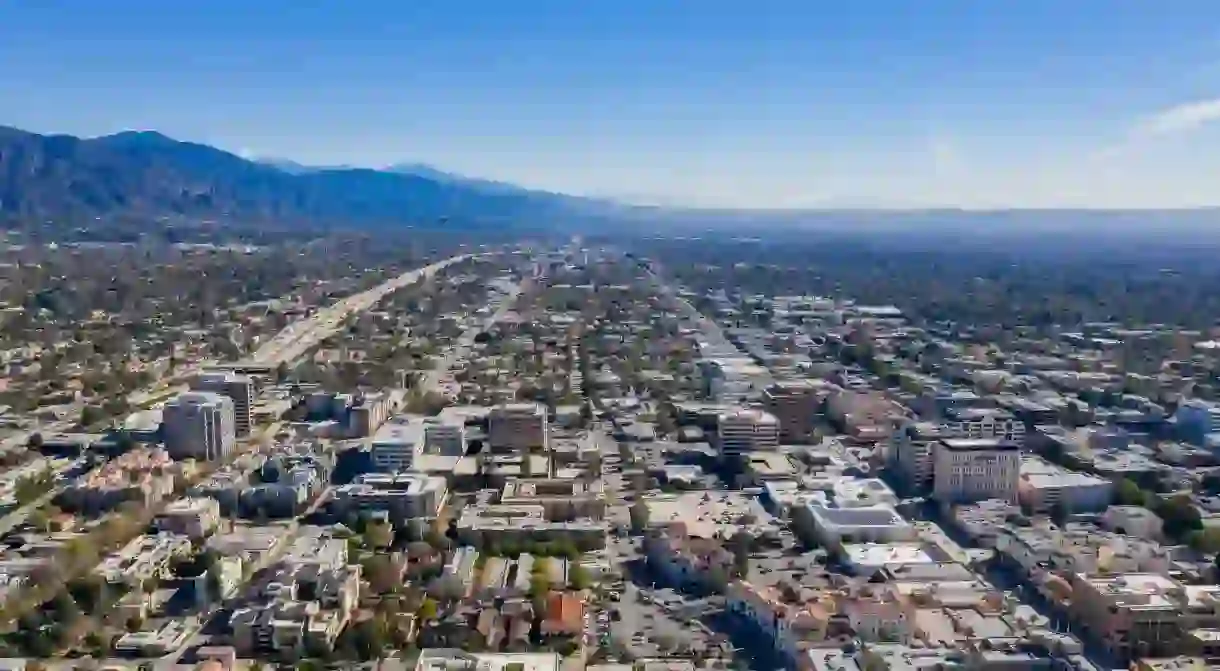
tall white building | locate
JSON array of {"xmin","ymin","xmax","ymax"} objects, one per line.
[
  {"xmin": 193, "ymin": 371, "xmax": 254, "ymax": 437},
  {"xmin": 488, "ymin": 403, "xmax": 548, "ymax": 455},
  {"xmin": 716, "ymin": 408, "xmax": 780, "ymax": 461},
  {"xmin": 164, "ymin": 391, "xmax": 236, "ymax": 461},
  {"xmin": 932, "ymin": 438, "xmax": 1020, "ymax": 505}
]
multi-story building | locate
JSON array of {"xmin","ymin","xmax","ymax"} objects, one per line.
[
  {"xmin": 95, "ymin": 532, "xmax": 193, "ymax": 587},
  {"xmin": 423, "ymin": 418, "xmax": 466, "ymax": 456},
  {"xmin": 940, "ymin": 407, "xmax": 1025, "ymax": 443},
  {"xmin": 716, "ymin": 408, "xmax": 780, "ymax": 461},
  {"xmin": 499, "ymin": 478, "xmax": 605, "ymax": 521},
  {"xmin": 1068, "ymin": 573, "xmax": 1220, "ymax": 663},
  {"xmin": 164, "ymin": 391, "xmax": 236, "ymax": 461},
  {"xmin": 763, "ymin": 380, "xmax": 826, "ymax": 443},
  {"xmin": 643, "ymin": 522, "xmax": 735, "ymax": 593},
  {"xmin": 331, "ymin": 472, "xmax": 448, "ymax": 527},
  {"xmin": 794, "ymin": 503, "xmax": 916, "ymax": 551},
  {"xmin": 1017, "ymin": 455, "xmax": 1113, "ymax": 514},
  {"xmin": 932, "ymin": 438, "xmax": 1020, "ymax": 505},
  {"xmin": 156, "ymin": 497, "xmax": 222, "ymax": 539},
  {"xmin": 488, "ymin": 403, "xmax": 548, "ymax": 454},
  {"xmin": 1174, "ymin": 400, "xmax": 1220, "ymax": 445},
  {"xmin": 229, "ymin": 563, "xmax": 360, "ymax": 658},
  {"xmin": 193, "ymin": 371, "xmax": 254, "ymax": 437},
  {"xmin": 890, "ymin": 422, "xmax": 948, "ymax": 494},
  {"xmin": 370, "ymin": 421, "xmax": 423, "ymax": 473},
  {"xmin": 60, "ymin": 447, "xmax": 176, "ymax": 512},
  {"xmin": 348, "ymin": 392, "xmax": 396, "ymax": 438},
  {"xmin": 456, "ymin": 504, "xmax": 605, "ymax": 551}
]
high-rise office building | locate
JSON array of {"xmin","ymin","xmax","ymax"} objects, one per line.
[
  {"xmin": 716, "ymin": 408, "xmax": 780, "ymax": 461},
  {"xmin": 193, "ymin": 371, "xmax": 254, "ymax": 437},
  {"xmin": 164, "ymin": 392, "xmax": 236, "ymax": 461},
  {"xmin": 488, "ymin": 403, "xmax": 548, "ymax": 454},
  {"xmin": 763, "ymin": 380, "xmax": 825, "ymax": 443},
  {"xmin": 424, "ymin": 419, "xmax": 467, "ymax": 456}
]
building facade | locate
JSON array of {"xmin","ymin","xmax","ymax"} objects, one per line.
[
  {"xmin": 931, "ymin": 438, "xmax": 1020, "ymax": 505},
  {"xmin": 164, "ymin": 391, "xmax": 236, "ymax": 461}
]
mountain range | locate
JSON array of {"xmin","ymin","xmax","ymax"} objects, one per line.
[
  {"xmin": 3, "ymin": 124, "xmax": 1220, "ymax": 239},
  {"xmin": 0, "ymin": 125, "xmax": 604, "ymax": 229}
]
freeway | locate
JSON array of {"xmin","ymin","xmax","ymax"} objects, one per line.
[
  {"xmin": 248, "ymin": 253, "xmax": 476, "ymax": 366},
  {"xmin": 0, "ymin": 254, "xmax": 479, "ymax": 543}
]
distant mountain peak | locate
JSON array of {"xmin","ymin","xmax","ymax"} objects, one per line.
[
  {"xmin": 0, "ymin": 123, "xmax": 591, "ymax": 229},
  {"xmin": 99, "ymin": 129, "xmax": 179, "ymax": 145}
]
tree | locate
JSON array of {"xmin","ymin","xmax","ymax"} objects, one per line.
[
  {"xmin": 1049, "ymin": 502, "xmax": 1070, "ymax": 526},
  {"xmin": 1189, "ymin": 528, "xmax": 1220, "ymax": 554},
  {"xmin": 363, "ymin": 555, "xmax": 401, "ymax": 595},
  {"xmin": 728, "ymin": 530, "xmax": 753, "ymax": 578},
  {"xmin": 568, "ymin": 564, "xmax": 591, "ymax": 591},
  {"xmin": 1155, "ymin": 495, "xmax": 1204, "ymax": 541},
  {"xmin": 365, "ymin": 521, "xmax": 394, "ymax": 550},
  {"xmin": 348, "ymin": 619, "xmax": 386, "ymax": 661},
  {"xmin": 629, "ymin": 501, "xmax": 650, "ymax": 533},
  {"xmin": 1115, "ymin": 479, "xmax": 1147, "ymax": 507},
  {"xmin": 417, "ymin": 598, "xmax": 439, "ymax": 622},
  {"xmin": 52, "ymin": 590, "xmax": 82, "ymax": 624},
  {"xmin": 80, "ymin": 405, "xmax": 105, "ymax": 427}
]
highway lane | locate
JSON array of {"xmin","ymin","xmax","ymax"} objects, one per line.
[
  {"xmin": 0, "ymin": 255, "xmax": 480, "ymax": 544},
  {"xmin": 249, "ymin": 253, "xmax": 477, "ymax": 366}
]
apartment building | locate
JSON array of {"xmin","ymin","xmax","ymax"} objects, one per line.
[
  {"xmin": 95, "ymin": 532, "xmax": 192, "ymax": 588},
  {"xmin": 488, "ymin": 403, "xmax": 549, "ymax": 454},
  {"xmin": 193, "ymin": 371, "xmax": 255, "ymax": 437},
  {"xmin": 229, "ymin": 565, "xmax": 359, "ymax": 658},
  {"xmin": 932, "ymin": 438, "xmax": 1020, "ymax": 505},
  {"xmin": 61, "ymin": 447, "xmax": 176, "ymax": 512},
  {"xmin": 726, "ymin": 580, "xmax": 836, "ymax": 663},
  {"xmin": 716, "ymin": 408, "xmax": 780, "ymax": 461},
  {"xmin": 155, "ymin": 497, "xmax": 222, "ymax": 539},
  {"xmin": 433, "ymin": 546, "xmax": 480, "ymax": 599},
  {"xmin": 164, "ymin": 391, "xmax": 237, "ymax": 461}
]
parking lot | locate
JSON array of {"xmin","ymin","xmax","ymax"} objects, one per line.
[{"xmin": 601, "ymin": 580, "xmax": 728, "ymax": 659}]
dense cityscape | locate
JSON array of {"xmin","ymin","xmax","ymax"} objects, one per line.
[{"xmin": 0, "ymin": 226, "xmax": 1210, "ymax": 671}]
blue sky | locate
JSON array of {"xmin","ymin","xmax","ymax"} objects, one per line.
[{"xmin": 4, "ymin": 1, "xmax": 1220, "ymax": 208}]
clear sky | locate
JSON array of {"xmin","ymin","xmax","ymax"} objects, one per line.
[{"xmin": 5, "ymin": 1, "xmax": 1220, "ymax": 209}]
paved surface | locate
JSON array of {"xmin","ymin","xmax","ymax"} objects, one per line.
[
  {"xmin": 417, "ymin": 275, "xmax": 529, "ymax": 395},
  {"xmin": 159, "ymin": 485, "xmax": 336, "ymax": 667},
  {"xmin": 249, "ymin": 253, "xmax": 477, "ymax": 366}
]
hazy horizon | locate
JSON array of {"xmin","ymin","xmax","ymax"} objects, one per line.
[{"xmin": 6, "ymin": 1, "xmax": 1220, "ymax": 209}]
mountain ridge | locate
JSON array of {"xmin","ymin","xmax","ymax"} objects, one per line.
[{"xmin": 0, "ymin": 125, "xmax": 583, "ymax": 229}]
